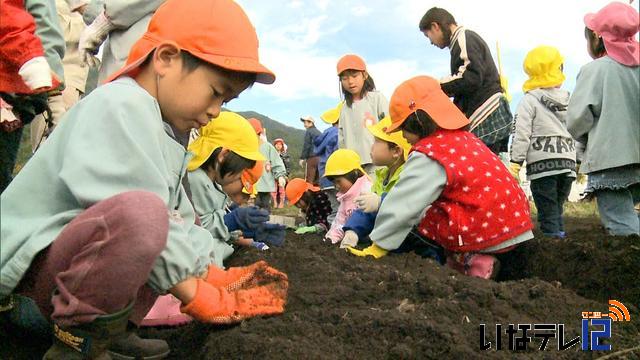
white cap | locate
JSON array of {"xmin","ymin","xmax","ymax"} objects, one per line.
[{"xmin": 300, "ymin": 115, "xmax": 315, "ymax": 123}]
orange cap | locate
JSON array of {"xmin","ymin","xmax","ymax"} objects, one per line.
[
  {"xmin": 336, "ymin": 54, "xmax": 366, "ymax": 75},
  {"xmin": 248, "ymin": 118, "xmax": 263, "ymax": 134},
  {"xmin": 105, "ymin": 0, "xmax": 275, "ymax": 84},
  {"xmin": 241, "ymin": 160, "xmax": 264, "ymax": 194},
  {"xmin": 386, "ymin": 75, "xmax": 469, "ymax": 133},
  {"xmin": 285, "ymin": 178, "xmax": 319, "ymax": 205}
]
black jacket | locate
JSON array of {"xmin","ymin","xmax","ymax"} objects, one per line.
[{"xmin": 440, "ymin": 26, "xmax": 502, "ymax": 118}]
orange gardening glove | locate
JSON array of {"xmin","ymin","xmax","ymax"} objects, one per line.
[
  {"xmin": 205, "ymin": 260, "xmax": 287, "ymax": 291},
  {"xmin": 180, "ymin": 278, "xmax": 288, "ymax": 324}
]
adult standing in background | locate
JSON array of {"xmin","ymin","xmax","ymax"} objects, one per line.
[
  {"xmin": 76, "ymin": 0, "xmax": 166, "ymax": 83},
  {"xmin": 419, "ymin": 7, "xmax": 512, "ymax": 154},
  {"xmin": 299, "ymin": 115, "xmax": 321, "ymax": 186},
  {"xmin": 31, "ymin": 0, "xmax": 89, "ymax": 151}
]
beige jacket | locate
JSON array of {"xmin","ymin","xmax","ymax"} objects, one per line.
[{"xmin": 56, "ymin": 0, "xmax": 88, "ymax": 92}]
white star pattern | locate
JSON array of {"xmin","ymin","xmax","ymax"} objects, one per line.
[
  {"xmin": 428, "ymin": 152, "xmax": 434, "ymax": 156},
  {"xmin": 484, "ymin": 186, "xmax": 491, "ymax": 192},
  {"xmin": 426, "ymin": 143, "xmax": 432, "ymax": 148},
  {"xmin": 462, "ymin": 186, "xmax": 470, "ymax": 192},
  {"xmin": 476, "ymin": 237, "xmax": 483, "ymax": 242},
  {"xmin": 461, "ymin": 226, "xmax": 468, "ymax": 232},
  {"xmin": 515, "ymin": 211, "xmax": 521, "ymax": 217},
  {"xmin": 502, "ymin": 226, "xmax": 510, "ymax": 233},
  {"xmin": 468, "ymin": 166, "xmax": 474, "ymax": 172},
  {"xmin": 449, "ymin": 148, "xmax": 456, "ymax": 154},
  {"xmin": 449, "ymin": 163, "xmax": 456, "ymax": 168},
  {"xmin": 461, "ymin": 156, "xmax": 467, "ymax": 161},
  {"xmin": 485, "ymin": 172, "xmax": 492, "ymax": 177},
  {"xmin": 449, "ymin": 221, "xmax": 454, "ymax": 226},
  {"xmin": 473, "ymin": 151, "xmax": 479, "ymax": 156},
  {"xmin": 505, "ymin": 189, "xmax": 511, "ymax": 195},
  {"xmin": 482, "ymin": 222, "xmax": 488, "ymax": 228},
  {"xmin": 500, "ymin": 203, "xmax": 506, "ymax": 209},
  {"xmin": 486, "ymin": 212, "xmax": 492, "ymax": 218}
]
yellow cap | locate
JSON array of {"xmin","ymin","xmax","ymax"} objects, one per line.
[
  {"xmin": 324, "ymin": 149, "xmax": 366, "ymax": 177},
  {"xmin": 367, "ymin": 117, "xmax": 412, "ymax": 160},
  {"xmin": 320, "ymin": 102, "xmax": 344, "ymax": 124},
  {"xmin": 522, "ymin": 46, "xmax": 566, "ymax": 93},
  {"xmin": 187, "ymin": 112, "xmax": 266, "ymax": 171}
]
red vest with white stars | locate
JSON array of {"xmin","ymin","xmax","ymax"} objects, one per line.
[{"xmin": 413, "ymin": 129, "xmax": 533, "ymax": 252}]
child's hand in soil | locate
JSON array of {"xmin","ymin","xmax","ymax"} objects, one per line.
[
  {"xmin": 295, "ymin": 225, "xmax": 318, "ymax": 234},
  {"xmin": 180, "ymin": 278, "xmax": 288, "ymax": 324},
  {"xmin": 347, "ymin": 243, "xmax": 388, "ymax": 259},
  {"xmin": 339, "ymin": 231, "xmax": 359, "ymax": 248}
]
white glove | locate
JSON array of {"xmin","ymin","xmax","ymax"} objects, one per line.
[
  {"xmin": 354, "ymin": 192, "xmax": 381, "ymax": 213},
  {"xmin": 339, "ymin": 230, "xmax": 359, "ymax": 249},
  {"xmin": 78, "ymin": 11, "xmax": 113, "ymax": 67},
  {"xmin": 278, "ymin": 177, "xmax": 287, "ymax": 188},
  {"xmin": 299, "ymin": 159, "xmax": 305, "ymax": 168},
  {"xmin": 18, "ymin": 57, "xmax": 53, "ymax": 90}
]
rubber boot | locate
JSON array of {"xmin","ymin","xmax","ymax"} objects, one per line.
[
  {"xmin": 466, "ymin": 254, "xmax": 500, "ymax": 280},
  {"xmin": 108, "ymin": 328, "xmax": 170, "ymax": 360},
  {"xmin": 43, "ymin": 302, "xmax": 134, "ymax": 360}
]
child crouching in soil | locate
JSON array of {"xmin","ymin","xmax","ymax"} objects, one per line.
[
  {"xmin": 0, "ymin": 1, "xmax": 288, "ymax": 358},
  {"xmin": 349, "ymin": 76, "xmax": 534, "ymax": 280},
  {"xmin": 340, "ymin": 117, "xmax": 410, "ymax": 248},
  {"xmin": 287, "ymin": 178, "xmax": 332, "ymax": 235},
  {"xmin": 323, "ymin": 149, "xmax": 372, "ymax": 245}
]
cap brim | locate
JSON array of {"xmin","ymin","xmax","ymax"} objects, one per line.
[
  {"xmin": 235, "ymin": 149, "xmax": 266, "ymax": 162},
  {"xmin": 104, "ymin": 43, "xmax": 155, "ymax": 83},
  {"xmin": 583, "ymin": 13, "xmax": 597, "ymax": 30},
  {"xmin": 424, "ymin": 98, "xmax": 470, "ymax": 130},
  {"xmin": 384, "ymin": 119, "xmax": 404, "ymax": 134},
  {"xmin": 104, "ymin": 36, "xmax": 276, "ymax": 85}
]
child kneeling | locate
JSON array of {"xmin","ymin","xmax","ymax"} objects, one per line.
[
  {"xmin": 287, "ymin": 178, "xmax": 332, "ymax": 234},
  {"xmin": 349, "ymin": 76, "xmax": 534, "ymax": 280},
  {"xmin": 323, "ymin": 149, "xmax": 372, "ymax": 244}
]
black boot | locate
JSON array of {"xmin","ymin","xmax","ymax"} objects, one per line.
[{"xmin": 107, "ymin": 325, "xmax": 169, "ymax": 360}]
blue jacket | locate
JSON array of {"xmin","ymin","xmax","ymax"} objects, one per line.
[{"xmin": 313, "ymin": 126, "xmax": 338, "ymax": 189}]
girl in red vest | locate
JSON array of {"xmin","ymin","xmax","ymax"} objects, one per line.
[{"xmin": 349, "ymin": 76, "xmax": 534, "ymax": 279}]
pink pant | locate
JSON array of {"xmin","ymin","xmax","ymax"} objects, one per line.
[{"xmin": 16, "ymin": 191, "xmax": 169, "ymax": 327}]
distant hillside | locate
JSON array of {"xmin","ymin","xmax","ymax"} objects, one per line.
[{"xmin": 237, "ymin": 111, "xmax": 306, "ymax": 176}]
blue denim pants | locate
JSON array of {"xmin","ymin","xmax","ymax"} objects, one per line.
[{"xmin": 586, "ymin": 166, "xmax": 640, "ymax": 236}]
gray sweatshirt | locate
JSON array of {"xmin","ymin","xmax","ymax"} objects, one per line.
[
  {"xmin": 338, "ymin": 91, "xmax": 388, "ymax": 165},
  {"xmin": 510, "ymin": 88, "xmax": 577, "ymax": 180},
  {"xmin": 567, "ymin": 56, "xmax": 640, "ymax": 174}
]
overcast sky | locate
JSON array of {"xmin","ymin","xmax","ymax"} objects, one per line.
[{"xmin": 226, "ymin": 0, "xmax": 638, "ymax": 131}]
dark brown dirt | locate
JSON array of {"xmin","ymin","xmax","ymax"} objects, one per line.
[{"xmin": 2, "ymin": 215, "xmax": 639, "ymax": 359}]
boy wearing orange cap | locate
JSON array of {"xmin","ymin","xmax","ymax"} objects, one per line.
[
  {"xmin": 349, "ymin": 76, "xmax": 533, "ymax": 280},
  {"xmin": 510, "ymin": 46, "xmax": 576, "ymax": 239},
  {"xmin": 0, "ymin": 0, "xmax": 288, "ymax": 358}
]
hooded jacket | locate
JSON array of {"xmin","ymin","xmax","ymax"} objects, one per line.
[{"xmin": 511, "ymin": 88, "xmax": 577, "ymax": 180}]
